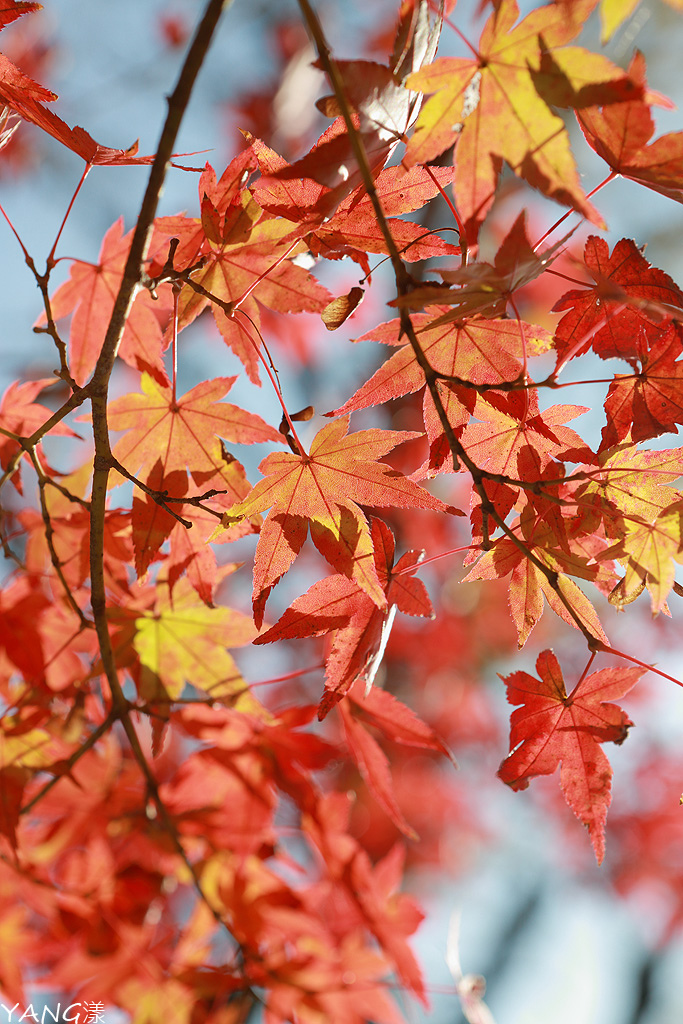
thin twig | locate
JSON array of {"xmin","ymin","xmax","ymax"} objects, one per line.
[
  {"xmin": 27, "ymin": 446, "xmax": 91, "ymax": 628},
  {"xmin": 47, "ymin": 166, "xmax": 92, "ymax": 267},
  {"xmin": 110, "ymin": 456, "xmax": 193, "ymax": 528},
  {"xmin": 182, "ymin": 275, "xmax": 306, "ymax": 453},
  {"xmin": 110, "ymin": 456, "xmax": 227, "ymax": 523},
  {"xmin": 20, "ymin": 709, "xmax": 117, "ymax": 815}
]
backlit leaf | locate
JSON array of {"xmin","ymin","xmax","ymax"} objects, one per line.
[{"xmin": 498, "ymin": 649, "xmax": 644, "ymax": 862}]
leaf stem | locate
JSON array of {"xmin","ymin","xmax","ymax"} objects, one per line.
[
  {"xmin": 533, "ymin": 171, "xmax": 616, "ymax": 252},
  {"xmin": 0, "ymin": 199, "xmax": 30, "ymax": 260},
  {"xmin": 508, "ymin": 294, "xmax": 530, "ymax": 421},
  {"xmin": 544, "ymin": 267, "xmax": 591, "ymax": 287},
  {"xmin": 249, "ymin": 662, "xmax": 325, "ymax": 687},
  {"xmin": 27, "ymin": 445, "xmax": 92, "ymax": 627},
  {"xmin": 47, "ymin": 165, "xmax": 92, "ymax": 267},
  {"xmin": 171, "ymin": 281, "xmax": 181, "ymax": 407},
  {"xmin": 421, "ymin": 163, "xmax": 468, "ymax": 265},
  {"xmin": 427, "ymin": 0, "xmax": 480, "ymax": 59},
  {"xmin": 177, "ymin": 272, "xmax": 306, "ymax": 452},
  {"xmin": 595, "ymin": 642, "xmax": 683, "ymax": 689},
  {"xmin": 394, "ymin": 544, "xmax": 478, "ymax": 575},
  {"xmin": 576, "ymin": 651, "xmax": 597, "ymax": 686},
  {"xmin": 231, "ymin": 309, "xmax": 307, "ymax": 455},
  {"xmin": 110, "ymin": 456, "xmax": 194, "ymax": 527}
]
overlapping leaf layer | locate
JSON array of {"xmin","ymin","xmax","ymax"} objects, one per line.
[{"xmin": 2, "ymin": 0, "xmax": 683, "ymax": 1020}]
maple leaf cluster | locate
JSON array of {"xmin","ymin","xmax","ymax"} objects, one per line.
[{"xmin": 1, "ymin": 0, "xmax": 683, "ymax": 1020}]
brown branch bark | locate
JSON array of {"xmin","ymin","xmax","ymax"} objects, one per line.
[
  {"xmin": 81, "ymin": 0, "xmax": 238, "ymax": 932},
  {"xmin": 88, "ymin": 0, "xmax": 230, "ymax": 703}
]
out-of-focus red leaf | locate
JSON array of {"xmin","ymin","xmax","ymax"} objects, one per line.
[
  {"xmin": 348, "ymin": 686, "xmax": 454, "ymax": 763},
  {"xmin": 339, "ymin": 701, "xmax": 418, "ymax": 840},
  {"xmin": 0, "ymin": 765, "xmax": 29, "ymax": 848}
]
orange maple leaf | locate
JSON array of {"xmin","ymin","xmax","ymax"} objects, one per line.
[
  {"xmin": 108, "ymin": 372, "xmax": 281, "ymax": 484},
  {"xmin": 223, "ymin": 416, "xmax": 456, "ymax": 622},
  {"xmin": 336, "ymin": 312, "xmax": 551, "ymax": 415}
]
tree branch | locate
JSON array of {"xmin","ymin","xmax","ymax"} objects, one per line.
[{"xmin": 82, "ymin": 0, "xmax": 238, "ymax": 935}]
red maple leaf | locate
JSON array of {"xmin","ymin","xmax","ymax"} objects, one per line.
[
  {"xmin": 0, "ymin": 48, "xmax": 159, "ymax": 165},
  {"xmin": 254, "ymin": 141, "xmax": 451, "ymax": 225},
  {"xmin": 0, "ymin": 765, "xmax": 29, "ymax": 849},
  {"xmin": 45, "ymin": 218, "xmax": 175, "ymax": 386},
  {"xmin": 0, "ymin": 9, "xmax": 163, "ymax": 169},
  {"xmin": 455, "ymin": 395, "xmax": 594, "ymax": 547},
  {"xmin": 498, "ymin": 649, "xmax": 644, "ymax": 863},
  {"xmin": 552, "ymin": 235, "xmax": 683, "ymax": 366},
  {"xmin": 391, "ymin": 211, "xmax": 570, "ymax": 322},
  {"xmin": 255, "ymin": 518, "xmax": 434, "ymax": 713},
  {"xmin": 339, "ymin": 701, "xmax": 419, "ymax": 840},
  {"xmin": 464, "ymin": 500, "xmax": 612, "ymax": 647},
  {"xmin": 308, "ymin": 165, "xmax": 461, "ymax": 272},
  {"xmin": 0, "ymin": 1, "xmax": 41, "ymax": 32},
  {"xmin": 601, "ymin": 323, "xmax": 683, "ymax": 448},
  {"xmin": 578, "ymin": 51, "xmax": 683, "ymax": 205},
  {"xmin": 153, "ymin": 154, "xmax": 332, "ymax": 384},
  {"xmin": 336, "ymin": 313, "xmax": 550, "ymax": 413},
  {"xmin": 260, "ymin": 1, "xmax": 442, "ymax": 221},
  {"xmin": 130, "ymin": 460, "xmax": 255, "ymax": 604},
  {"xmin": 253, "ymin": 139, "xmax": 460, "ymax": 271}
]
